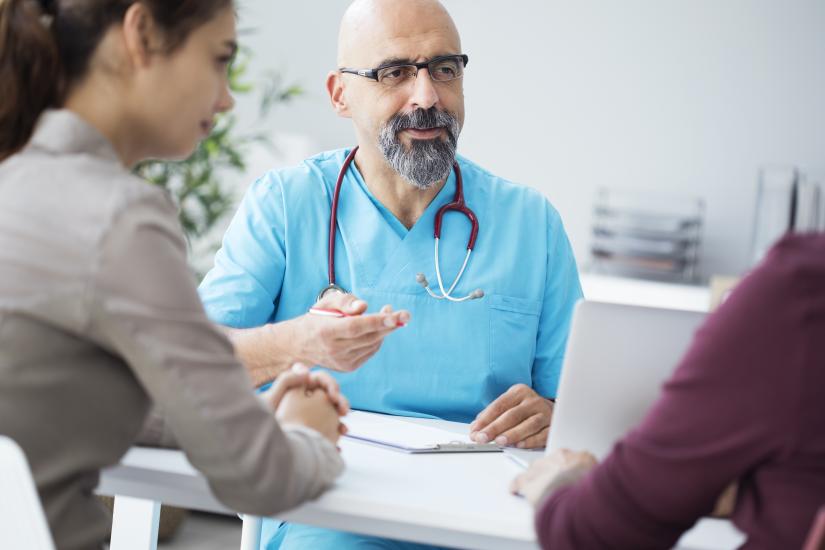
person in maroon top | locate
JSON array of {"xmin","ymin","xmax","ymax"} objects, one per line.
[{"xmin": 511, "ymin": 233, "xmax": 825, "ymax": 549}]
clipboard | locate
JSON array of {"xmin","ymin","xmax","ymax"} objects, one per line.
[{"xmin": 343, "ymin": 411, "xmax": 503, "ymax": 454}]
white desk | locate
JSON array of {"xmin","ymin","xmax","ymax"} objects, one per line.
[
  {"xmin": 98, "ymin": 415, "xmax": 744, "ymax": 550},
  {"xmin": 99, "ymin": 416, "xmax": 537, "ymax": 550}
]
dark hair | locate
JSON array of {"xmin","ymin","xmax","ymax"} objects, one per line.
[{"xmin": 0, "ymin": 0, "xmax": 233, "ymax": 162}]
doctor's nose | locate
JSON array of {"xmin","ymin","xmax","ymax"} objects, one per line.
[{"xmin": 408, "ymin": 68, "xmax": 440, "ymax": 111}]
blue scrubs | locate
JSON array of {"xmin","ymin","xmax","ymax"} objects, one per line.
[{"xmin": 198, "ymin": 149, "xmax": 583, "ymax": 549}]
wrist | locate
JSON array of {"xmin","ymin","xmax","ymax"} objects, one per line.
[
  {"xmin": 237, "ymin": 322, "xmax": 300, "ymax": 387},
  {"xmin": 282, "ymin": 316, "xmax": 318, "ymax": 367},
  {"xmin": 532, "ymin": 463, "xmax": 593, "ymax": 508}
]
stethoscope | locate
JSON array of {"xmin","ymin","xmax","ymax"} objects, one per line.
[{"xmin": 317, "ymin": 146, "xmax": 484, "ymax": 303}]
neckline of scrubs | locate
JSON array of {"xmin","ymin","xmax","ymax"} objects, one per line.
[
  {"xmin": 348, "ymin": 163, "xmax": 409, "ymax": 239},
  {"xmin": 336, "ymin": 152, "xmax": 459, "ymax": 291},
  {"xmin": 344, "ymin": 154, "xmax": 458, "ymax": 240}
]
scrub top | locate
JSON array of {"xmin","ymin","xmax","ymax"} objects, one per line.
[{"xmin": 199, "ymin": 149, "xmax": 582, "ymax": 423}]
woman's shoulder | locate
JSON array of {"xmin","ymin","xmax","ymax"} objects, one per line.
[{"xmin": 3, "ymin": 145, "xmax": 175, "ymax": 238}]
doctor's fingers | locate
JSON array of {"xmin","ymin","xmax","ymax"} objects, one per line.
[
  {"xmin": 313, "ymin": 322, "xmax": 387, "ymax": 367},
  {"xmin": 472, "ymin": 399, "xmax": 551, "ymax": 445},
  {"xmin": 470, "ymin": 383, "xmax": 534, "ymax": 433},
  {"xmin": 511, "ymin": 426, "xmax": 549, "ymax": 450},
  {"xmin": 333, "ymin": 324, "xmax": 394, "ymax": 349},
  {"xmin": 315, "ymin": 292, "xmax": 368, "ymax": 316},
  {"xmin": 328, "ymin": 340, "xmax": 383, "ymax": 373},
  {"xmin": 337, "ymin": 310, "xmax": 410, "ymax": 338},
  {"xmin": 495, "ymin": 410, "xmax": 552, "ymax": 448}
]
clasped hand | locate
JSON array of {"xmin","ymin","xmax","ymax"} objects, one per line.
[{"xmin": 261, "ymin": 363, "xmax": 350, "ymax": 445}]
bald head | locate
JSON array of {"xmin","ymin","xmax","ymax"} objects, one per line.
[
  {"xmin": 337, "ymin": 0, "xmax": 461, "ymax": 67},
  {"xmin": 328, "ymin": 0, "xmax": 466, "ymax": 190}
]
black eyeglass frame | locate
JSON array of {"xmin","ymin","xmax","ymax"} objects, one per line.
[{"xmin": 339, "ymin": 54, "xmax": 469, "ymax": 82}]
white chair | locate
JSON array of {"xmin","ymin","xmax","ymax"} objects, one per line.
[{"xmin": 0, "ymin": 435, "xmax": 55, "ymax": 550}]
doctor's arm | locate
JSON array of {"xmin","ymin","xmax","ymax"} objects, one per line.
[
  {"xmin": 470, "ymin": 206, "xmax": 582, "ymax": 448},
  {"xmin": 199, "ymin": 177, "xmax": 407, "ymax": 386},
  {"xmin": 223, "ymin": 292, "xmax": 409, "ymax": 386}
]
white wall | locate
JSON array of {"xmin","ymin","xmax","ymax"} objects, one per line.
[{"xmin": 231, "ymin": 0, "xmax": 825, "ymax": 280}]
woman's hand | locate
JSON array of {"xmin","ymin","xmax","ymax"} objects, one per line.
[
  {"xmin": 262, "ymin": 363, "xmax": 349, "ymax": 415},
  {"xmin": 275, "ymin": 386, "xmax": 345, "ymax": 445},
  {"xmin": 510, "ymin": 449, "xmax": 598, "ymax": 506},
  {"xmin": 261, "ymin": 364, "xmax": 349, "ymax": 444}
]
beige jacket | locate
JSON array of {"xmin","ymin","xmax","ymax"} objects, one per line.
[{"xmin": 0, "ymin": 110, "xmax": 343, "ymax": 550}]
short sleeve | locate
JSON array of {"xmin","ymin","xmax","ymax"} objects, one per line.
[
  {"xmin": 532, "ymin": 203, "xmax": 583, "ymax": 397},
  {"xmin": 199, "ymin": 175, "xmax": 288, "ymax": 328}
]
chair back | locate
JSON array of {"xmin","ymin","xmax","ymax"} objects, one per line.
[{"xmin": 0, "ymin": 435, "xmax": 55, "ymax": 550}]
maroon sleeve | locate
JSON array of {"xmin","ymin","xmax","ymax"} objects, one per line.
[{"xmin": 535, "ymin": 239, "xmax": 808, "ymax": 549}]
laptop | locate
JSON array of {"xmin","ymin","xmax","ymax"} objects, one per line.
[{"xmin": 545, "ymin": 300, "xmax": 706, "ymax": 459}]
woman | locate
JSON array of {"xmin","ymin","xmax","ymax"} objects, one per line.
[
  {"xmin": 0, "ymin": 1, "xmax": 347, "ymax": 549},
  {"xmin": 512, "ymin": 233, "xmax": 825, "ymax": 549}
]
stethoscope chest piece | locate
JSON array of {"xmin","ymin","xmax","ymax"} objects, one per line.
[{"xmin": 317, "ymin": 284, "xmax": 348, "ymax": 302}]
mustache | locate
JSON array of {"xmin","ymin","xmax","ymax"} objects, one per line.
[{"xmin": 386, "ymin": 108, "xmax": 460, "ymax": 142}]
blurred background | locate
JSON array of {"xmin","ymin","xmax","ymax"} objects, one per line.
[{"xmin": 184, "ymin": 0, "xmax": 825, "ymax": 283}]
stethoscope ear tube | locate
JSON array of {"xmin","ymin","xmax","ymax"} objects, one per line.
[
  {"xmin": 433, "ymin": 164, "xmax": 480, "ymax": 251},
  {"xmin": 327, "ymin": 147, "xmax": 360, "ymax": 291},
  {"xmin": 325, "ymin": 146, "xmax": 483, "ymax": 303}
]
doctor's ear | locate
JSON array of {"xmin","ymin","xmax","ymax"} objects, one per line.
[{"xmin": 326, "ymin": 71, "xmax": 351, "ymax": 118}]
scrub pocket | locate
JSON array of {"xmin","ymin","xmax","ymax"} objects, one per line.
[{"xmin": 487, "ymin": 294, "xmax": 541, "ymax": 391}]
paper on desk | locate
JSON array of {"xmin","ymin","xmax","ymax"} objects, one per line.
[{"xmin": 343, "ymin": 410, "xmax": 472, "ymax": 452}]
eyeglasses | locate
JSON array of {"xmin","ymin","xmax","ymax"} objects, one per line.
[{"xmin": 339, "ymin": 54, "xmax": 469, "ymax": 87}]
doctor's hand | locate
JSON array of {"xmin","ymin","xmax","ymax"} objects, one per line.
[
  {"xmin": 225, "ymin": 294, "xmax": 410, "ymax": 387},
  {"xmin": 510, "ymin": 449, "xmax": 598, "ymax": 506},
  {"xmin": 469, "ymin": 384, "xmax": 554, "ymax": 449},
  {"xmin": 294, "ymin": 292, "xmax": 410, "ymax": 373}
]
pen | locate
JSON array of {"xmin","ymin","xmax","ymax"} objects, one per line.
[
  {"xmin": 308, "ymin": 307, "xmax": 406, "ymax": 327},
  {"xmin": 308, "ymin": 307, "xmax": 352, "ymax": 318}
]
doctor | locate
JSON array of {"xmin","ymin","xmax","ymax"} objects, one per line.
[{"xmin": 199, "ymin": 0, "xmax": 582, "ymax": 547}]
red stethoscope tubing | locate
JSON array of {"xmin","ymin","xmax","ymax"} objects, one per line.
[{"xmin": 327, "ymin": 146, "xmax": 479, "ymax": 290}]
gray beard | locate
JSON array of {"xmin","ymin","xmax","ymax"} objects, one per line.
[{"xmin": 378, "ymin": 108, "xmax": 461, "ymax": 189}]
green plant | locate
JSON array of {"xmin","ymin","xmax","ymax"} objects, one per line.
[{"xmin": 134, "ymin": 48, "xmax": 302, "ymax": 242}]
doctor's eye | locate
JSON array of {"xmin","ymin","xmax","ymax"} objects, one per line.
[
  {"xmin": 428, "ymin": 56, "xmax": 466, "ymax": 82},
  {"xmin": 377, "ymin": 65, "xmax": 417, "ymax": 85},
  {"xmin": 430, "ymin": 61, "xmax": 459, "ymax": 81}
]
